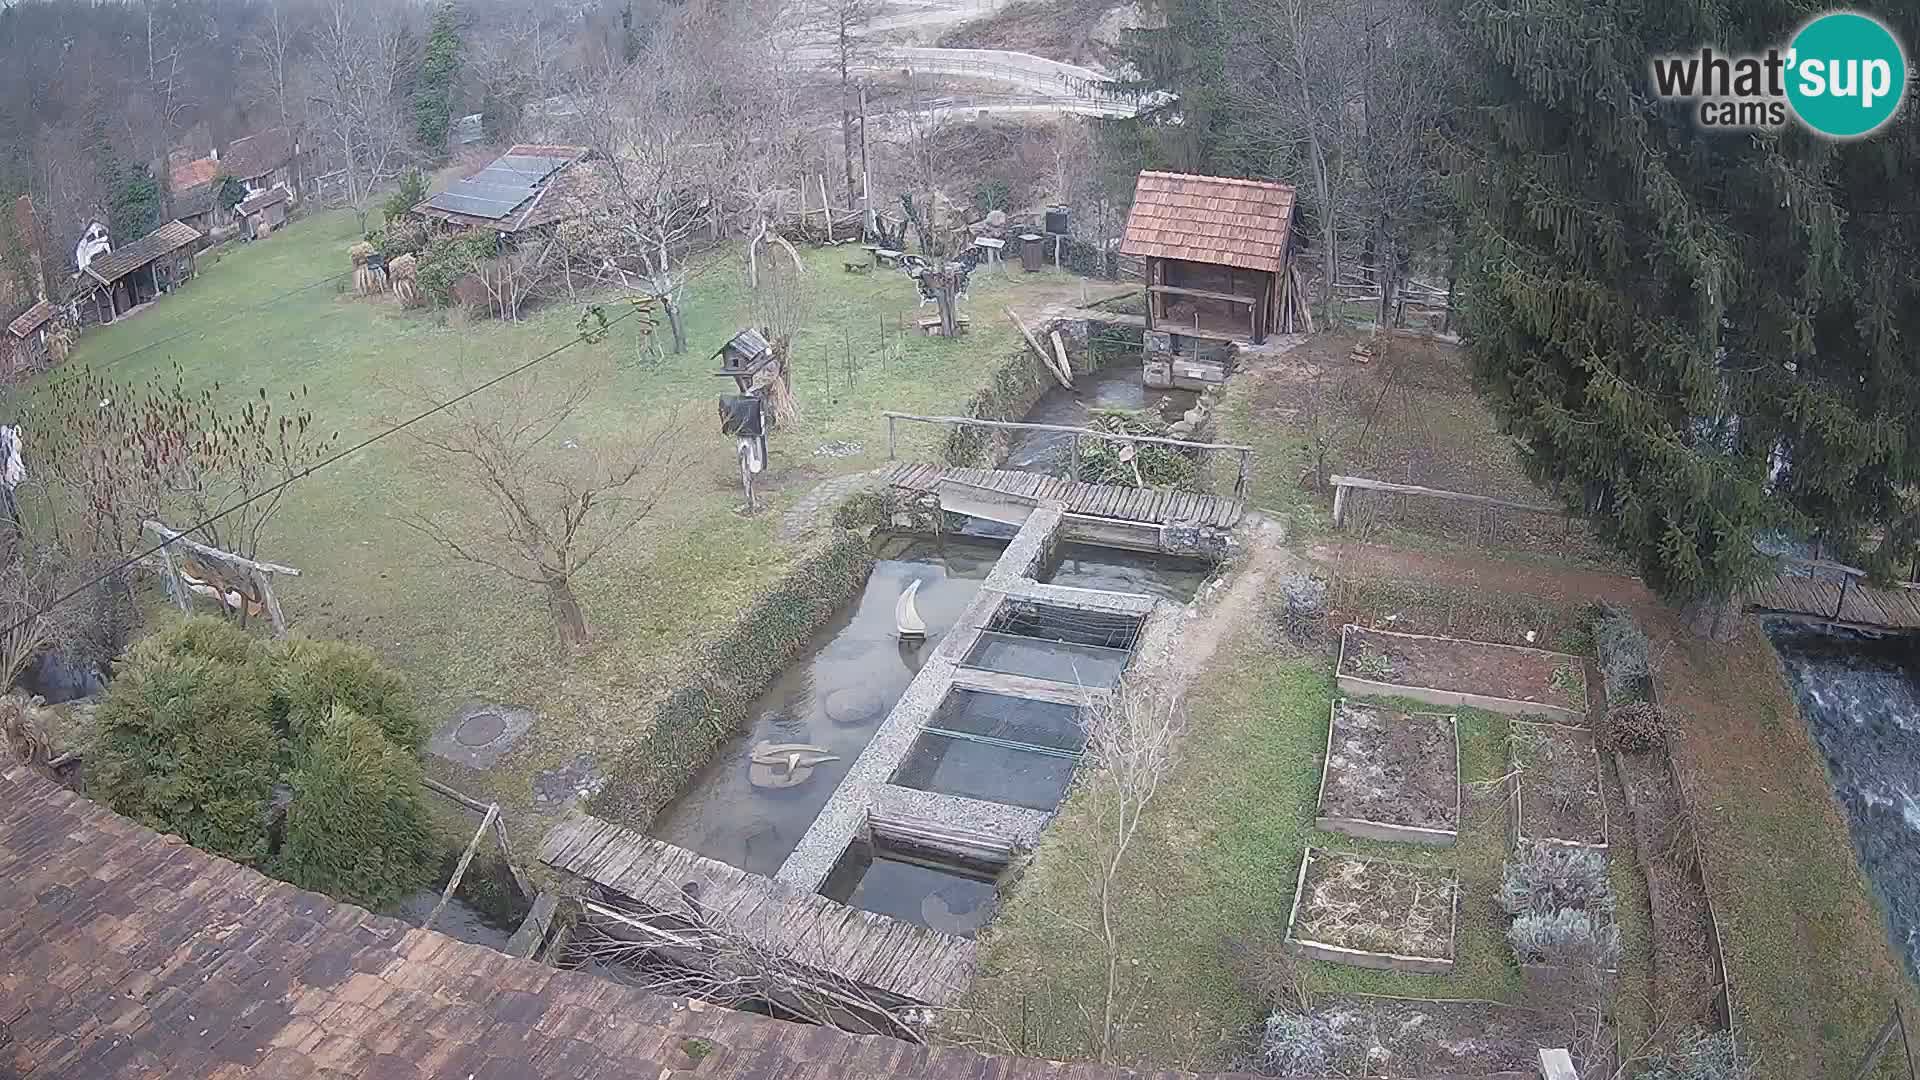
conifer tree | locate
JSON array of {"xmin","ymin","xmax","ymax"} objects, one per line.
[
  {"xmin": 1444, "ymin": 1, "xmax": 1920, "ymax": 635},
  {"xmin": 415, "ymin": 1, "xmax": 462, "ymax": 155}
]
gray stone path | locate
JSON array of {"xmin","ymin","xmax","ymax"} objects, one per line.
[{"xmin": 778, "ymin": 469, "xmax": 882, "ymax": 543}]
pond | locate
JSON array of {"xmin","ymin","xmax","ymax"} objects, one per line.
[
  {"xmin": 649, "ymin": 534, "xmax": 1005, "ymax": 877},
  {"xmin": 1043, "ymin": 542, "xmax": 1213, "ymax": 603},
  {"xmin": 820, "ymin": 838, "xmax": 998, "ymax": 937},
  {"xmin": 892, "ymin": 689, "xmax": 1083, "ymax": 812},
  {"xmin": 1766, "ymin": 620, "xmax": 1920, "ymax": 977}
]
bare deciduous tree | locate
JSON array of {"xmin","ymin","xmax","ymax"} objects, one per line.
[
  {"xmin": 395, "ymin": 363, "xmax": 691, "ymax": 649},
  {"xmin": 1077, "ymin": 676, "xmax": 1183, "ymax": 1062},
  {"xmin": 306, "ymin": 0, "xmax": 416, "ymax": 228},
  {"xmin": 804, "ymin": 0, "xmax": 884, "ymax": 205}
]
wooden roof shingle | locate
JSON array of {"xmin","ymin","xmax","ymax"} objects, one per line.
[
  {"xmin": 82, "ymin": 220, "xmax": 201, "ymax": 286},
  {"xmin": 1119, "ymin": 170, "xmax": 1296, "ymax": 273}
]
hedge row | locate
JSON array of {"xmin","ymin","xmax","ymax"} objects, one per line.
[{"xmin": 589, "ymin": 527, "xmax": 878, "ymax": 830}]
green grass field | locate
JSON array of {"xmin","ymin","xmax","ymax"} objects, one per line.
[{"xmin": 51, "ymin": 207, "xmax": 1069, "ymax": 822}]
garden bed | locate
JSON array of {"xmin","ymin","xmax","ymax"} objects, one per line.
[
  {"xmin": 1511, "ymin": 721, "xmax": 1608, "ymax": 848},
  {"xmin": 1285, "ymin": 847, "xmax": 1460, "ymax": 974},
  {"xmin": 1314, "ymin": 700, "xmax": 1460, "ymax": 846},
  {"xmin": 1338, "ymin": 625, "xmax": 1588, "ymax": 722}
]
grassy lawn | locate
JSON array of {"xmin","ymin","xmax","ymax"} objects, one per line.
[
  {"xmin": 48, "ymin": 206, "xmax": 1078, "ymax": 832},
  {"xmin": 955, "ymin": 592, "xmax": 1652, "ymax": 1069}
]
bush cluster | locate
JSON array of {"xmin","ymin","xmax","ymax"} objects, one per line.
[
  {"xmin": 590, "ymin": 529, "xmax": 877, "ymax": 828},
  {"xmin": 1601, "ymin": 700, "xmax": 1676, "ymax": 753},
  {"xmin": 1077, "ymin": 409, "xmax": 1199, "ymax": 490},
  {"xmin": 414, "ymin": 231, "xmax": 499, "ymax": 307},
  {"xmin": 1588, "ymin": 601, "xmax": 1653, "ymax": 704},
  {"xmin": 1258, "ymin": 1011, "xmax": 1342, "ymax": 1077},
  {"xmin": 87, "ymin": 618, "xmax": 433, "ymax": 909},
  {"xmin": 1499, "ymin": 839, "xmax": 1620, "ymax": 970},
  {"xmin": 1633, "ymin": 1028, "xmax": 1746, "ymax": 1080}
]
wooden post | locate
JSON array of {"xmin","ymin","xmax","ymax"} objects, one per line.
[
  {"xmin": 1235, "ymin": 449, "xmax": 1251, "ymax": 501},
  {"xmin": 425, "ymin": 803, "xmax": 499, "ymax": 932},
  {"xmin": 1836, "ymin": 575, "xmax": 1850, "ymax": 622},
  {"xmin": 1332, "ymin": 481, "xmax": 1349, "ymax": 527},
  {"xmin": 1069, "ymin": 434, "xmax": 1081, "ymax": 482},
  {"xmin": 887, "ymin": 415, "xmax": 897, "ymax": 460},
  {"xmin": 157, "ymin": 540, "xmax": 190, "ymax": 612},
  {"xmin": 1851, "ymin": 1006, "xmax": 1904, "ymax": 1080},
  {"xmin": 252, "ymin": 568, "xmax": 287, "ymax": 635},
  {"xmin": 819, "ymin": 174, "xmax": 834, "ymax": 244}
]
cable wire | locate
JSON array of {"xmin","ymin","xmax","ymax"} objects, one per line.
[{"xmin": 3, "ymin": 302, "xmax": 648, "ymax": 636}]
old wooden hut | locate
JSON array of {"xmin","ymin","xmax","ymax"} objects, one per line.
[
  {"xmin": 238, "ymin": 187, "xmax": 291, "ymax": 238},
  {"xmin": 1118, "ymin": 171, "xmax": 1297, "ymax": 346},
  {"xmin": 5, "ymin": 299, "xmax": 56, "ymax": 373},
  {"xmin": 75, "ymin": 220, "xmax": 202, "ymax": 325}
]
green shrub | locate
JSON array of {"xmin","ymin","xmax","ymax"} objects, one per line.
[
  {"xmin": 270, "ymin": 638, "xmax": 424, "ymax": 752},
  {"xmin": 1499, "ymin": 840, "xmax": 1615, "ymax": 917},
  {"xmin": 274, "ymin": 704, "xmax": 436, "ymax": 910},
  {"xmin": 1507, "ymin": 907, "xmax": 1621, "ymax": 969},
  {"xmin": 415, "ymin": 231, "xmax": 497, "ymax": 306},
  {"xmin": 383, "ymin": 169, "xmax": 429, "ymax": 225},
  {"xmin": 88, "ymin": 624, "xmax": 279, "ymax": 863},
  {"xmin": 1078, "ymin": 409, "xmax": 1199, "ymax": 490},
  {"xmin": 591, "ymin": 529, "xmax": 875, "ymax": 827},
  {"xmin": 143, "ymin": 614, "xmax": 266, "ymax": 666},
  {"xmin": 1589, "ymin": 601, "xmax": 1653, "ymax": 704}
]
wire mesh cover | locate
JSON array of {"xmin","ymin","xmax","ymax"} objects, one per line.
[
  {"xmin": 963, "ymin": 632, "xmax": 1126, "ymax": 688},
  {"xmin": 893, "ymin": 731, "xmax": 1077, "ymax": 811},
  {"xmin": 930, "ymin": 689, "xmax": 1084, "ymax": 752},
  {"xmin": 988, "ymin": 601, "xmax": 1142, "ymax": 651}
]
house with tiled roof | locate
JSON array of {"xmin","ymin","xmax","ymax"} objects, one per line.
[
  {"xmin": 0, "ymin": 763, "xmax": 1273, "ymax": 1080},
  {"xmin": 223, "ymin": 127, "xmax": 300, "ymax": 205},
  {"xmin": 1119, "ymin": 170, "xmax": 1298, "ymax": 348}
]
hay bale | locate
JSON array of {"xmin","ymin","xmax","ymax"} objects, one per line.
[{"xmin": 348, "ymin": 241, "xmax": 376, "ymax": 266}]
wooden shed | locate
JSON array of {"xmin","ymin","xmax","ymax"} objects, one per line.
[
  {"xmin": 5, "ymin": 299, "xmax": 56, "ymax": 374},
  {"xmin": 1119, "ymin": 171, "xmax": 1296, "ymax": 345},
  {"xmin": 75, "ymin": 220, "xmax": 202, "ymax": 326},
  {"xmin": 238, "ymin": 187, "xmax": 291, "ymax": 238}
]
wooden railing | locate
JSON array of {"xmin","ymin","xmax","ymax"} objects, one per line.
[
  {"xmin": 1327, "ymin": 474, "xmax": 1562, "ymax": 528},
  {"xmin": 882, "ymin": 411, "xmax": 1255, "ymax": 499}
]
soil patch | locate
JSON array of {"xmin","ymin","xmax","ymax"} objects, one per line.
[
  {"xmin": 1614, "ymin": 749, "xmax": 1720, "ymax": 1029},
  {"xmin": 1340, "ymin": 625, "xmax": 1587, "ymax": 715},
  {"xmin": 1316, "ymin": 700, "xmax": 1460, "ymax": 843},
  {"xmin": 1288, "ymin": 848, "xmax": 1459, "ymax": 971},
  {"xmin": 1256, "ymin": 995, "xmax": 1587, "ymax": 1078},
  {"xmin": 1511, "ymin": 722, "xmax": 1607, "ymax": 848}
]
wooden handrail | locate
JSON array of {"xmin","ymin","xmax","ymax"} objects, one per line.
[
  {"xmin": 883, "ymin": 411, "xmax": 1251, "ymax": 453},
  {"xmin": 1327, "ymin": 474, "xmax": 1561, "ymax": 517},
  {"xmin": 1147, "ymin": 283, "xmax": 1260, "ymax": 305}
]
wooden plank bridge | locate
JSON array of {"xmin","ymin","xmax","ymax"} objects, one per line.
[
  {"xmin": 539, "ymin": 813, "xmax": 975, "ymax": 1007},
  {"xmin": 1744, "ymin": 565, "xmax": 1920, "ymax": 632},
  {"xmin": 883, "ymin": 461, "xmax": 1245, "ymax": 529}
]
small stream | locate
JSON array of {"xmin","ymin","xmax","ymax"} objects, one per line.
[
  {"xmin": 1003, "ymin": 367, "xmax": 1197, "ymax": 472},
  {"xmin": 386, "ymin": 889, "xmax": 520, "ymax": 951},
  {"xmin": 1766, "ymin": 620, "xmax": 1920, "ymax": 976},
  {"xmin": 650, "ymin": 534, "xmax": 1006, "ymax": 877}
]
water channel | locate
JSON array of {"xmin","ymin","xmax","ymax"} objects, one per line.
[
  {"xmin": 1002, "ymin": 366, "xmax": 1197, "ymax": 472},
  {"xmin": 1766, "ymin": 620, "xmax": 1920, "ymax": 976}
]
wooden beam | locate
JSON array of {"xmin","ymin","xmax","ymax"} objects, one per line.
[
  {"xmin": 883, "ymin": 411, "xmax": 1251, "ymax": 453},
  {"xmin": 1328, "ymin": 475, "xmax": 1561, "ymax": 516},
  {"xmin": 426, "ymin": 803, "xmax": 499, "ymax": 932},
  {"xmin": 1147, "ymin": 283, "xmax": 1260, "ymax": 305},
  {"xmin": 141, "ymin": 521, "xmax": 302, "ymax": 576}
]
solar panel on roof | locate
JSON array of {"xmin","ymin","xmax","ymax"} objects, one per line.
[{"xmin": 425, "ymin": 151, "xmax": 576, "ymax": 221}]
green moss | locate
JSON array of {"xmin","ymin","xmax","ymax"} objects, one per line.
[{"xmin": 589, "ymin": 529, "xmax": 876, "ymax": 829}]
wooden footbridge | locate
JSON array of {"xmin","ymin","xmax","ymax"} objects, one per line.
[
  {"xmin": 1744, "ymin": 559, "xmax": 1920, "ymax": 632},
  {"xmin": 540, "ymin": 813, "xmax": 975, "ymax": 1007},
  {"xmin": 883, "ymin": 461, "xmax": 1245, "ymax": 528}
]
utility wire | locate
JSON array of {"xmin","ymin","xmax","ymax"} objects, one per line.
[{"xmin": 3, "ymin": 302, "xmax": 648, "ymax": 636}]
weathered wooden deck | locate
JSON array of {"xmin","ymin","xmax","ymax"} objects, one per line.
[
  {"xmin": 539, "ymin": 813, "xmax": 975, "ymax": 1006},
  {"xmin": 1745, "ymin": 571, "xmax": 1920, "ymax": 631},
  {"xmin": 884, "ymin": 461, "xmax": 1244, "ymax": 528}
]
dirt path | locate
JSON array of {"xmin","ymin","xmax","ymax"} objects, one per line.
[{"xmin": 1136, "ymin": 513, "xmax": 1296, "ymax": 689}]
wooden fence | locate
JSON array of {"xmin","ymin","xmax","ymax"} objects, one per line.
[{"xmin": 883, "ymin": 411, "xmax": 1255, "ymax": 498}]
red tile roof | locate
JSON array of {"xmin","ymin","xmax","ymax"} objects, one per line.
[
  {"xmin": 171, "ymin": 154, "xmax": 220, "ymax": 193},
  {"xmin": 0, "ymin": 765, "xmax": 1269, "ymax": 1079},
  {"xmin": 1119, "ymin": 171, "xmax": 1296, "ymax": 273}
]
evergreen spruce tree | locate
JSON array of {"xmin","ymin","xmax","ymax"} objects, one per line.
[
  {"xmin": 415, "ymin": 1, "xmax": 462, "ymax": 155},
  {"xmin": 1444, "ymin": 1, "xmax": 1920, "ymax": 635}
]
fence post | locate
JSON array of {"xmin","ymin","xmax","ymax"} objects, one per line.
[
  {"xmin": 1332, "ymin": 481, "xmax": 1349, "ymax": 527},
  {"xmin": 887, "ymin": 415, "xmax": 897, "ymax": 460},
  {"xmin": 1899, "ymin": 1003, "xmax": 1916, "ymax": 1080},
  {"xmin": 1069, "ymin": 434, "xmax": 1081, "ymax": 483},
  {"xmin": 1851, "ymin": 1006, "xmax": 1905, "ymax": 1080},
  {"xmin": 1235, "ymin": 449, "xmax": 1251, "ymax": 500}
]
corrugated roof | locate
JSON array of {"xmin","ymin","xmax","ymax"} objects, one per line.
[
  {"xmin": 238, "ymin": 187, "xmax": 290, "ymax": 215},
  {"xmin": 416, "ymin": 145, "xmax": 591, "ymax": 232},
  {"xmin": 1119, "ymin": 170, "xmax": 1296, "ymax": 273},
  {"xmin": 82, "ymin": 220, "xmax": 202, "ymax": 285},
  {"xmin": 223, "ymin": 128, "xmax": 293, "ymax": 180},
  {"xmin": 0, "ymin": 764, "xmax": 1273, "ymax": 1080},
  {"xmin": 7, "ymin": 298, "xmax": 53, "ymax": 339}
]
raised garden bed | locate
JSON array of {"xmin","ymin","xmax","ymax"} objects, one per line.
[
  {"xmin": 1511, "ymin": 721, "xmax": 1608, "ymax": 848},
  {"xmin": 1338, "ymin": 625, "xmax": 1588, "ymax": 722},
  {"xmin": 1284, "ymin": 847, "xmax": 1460, "ymax": 974},
  {"xmin": 1314, "ymin": 700, "xmax": 1460, "ymax": 846}
]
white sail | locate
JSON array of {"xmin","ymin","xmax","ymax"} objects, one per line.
[{"xmin": 896, "ymin": 579, "xmax": 927, "ymax": 638}]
